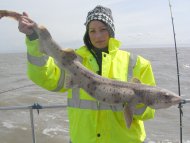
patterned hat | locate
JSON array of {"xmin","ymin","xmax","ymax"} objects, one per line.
[{"xmin": 84, "ymin": 5, "xmax": 115, "ymax": 37}]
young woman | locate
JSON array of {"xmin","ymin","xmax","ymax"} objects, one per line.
[{"xmin": 18, "ymin": 5, "xmax": 156, "ymax": 143}]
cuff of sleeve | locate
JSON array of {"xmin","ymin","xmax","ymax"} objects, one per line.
[
  {"xmin": 25, "ymin": 37, "xmax": 43, "ymax": 57},
  {"xmin": 27, "ymin": 31, "xmax": 39, "ymax": 41}
]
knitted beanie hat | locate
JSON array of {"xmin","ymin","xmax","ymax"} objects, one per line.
[{"xmin": 84, "ymin": 5, "xmax": 115, "ymax": 37}]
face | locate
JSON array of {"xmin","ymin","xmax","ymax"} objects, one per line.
[{"xmin": 88, "ymin": 20, "xmax": 110, "ymax": 49}]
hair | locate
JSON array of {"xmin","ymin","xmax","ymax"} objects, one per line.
[{"xmin": 83, "ymin": 21, "xmax": 114, "ymax": 50}]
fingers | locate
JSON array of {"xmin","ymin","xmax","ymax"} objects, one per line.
[
  {"xmin": 21, "ymin": 14, "xmax": 34, "ymax": 23},
  {"xmin": 18, "ymin": 12, "xmax": 36, "ymax": 35},
  {"xmin": 21, "ymin": 17, "xmax": 35, "ymax": 28},
  {"xmin": 22, "ymin": 12, "xmax": 28, "ymax": 17}
]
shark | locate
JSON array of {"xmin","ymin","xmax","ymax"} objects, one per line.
[{"xmin": 0, "ymin": 10, "xmax": 183, "ymax": 128}]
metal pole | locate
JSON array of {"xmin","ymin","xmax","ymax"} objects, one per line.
[
  {"xmin": 30, "ymin": 108, "xmax": 36, "ymax": 143},
  {"xmin": 0, "ymin": 104, "xmax": 67, "ymax": 143},
  {"xmin": 181, "ymin": 99, "xmax": 190, "ymax": 104},
  {"xmin": 0, "ymin": 104, "xmax": 67, "ymax": 110},
  {"xmin": 0, "ymin": 103, "xmax": 67, "ymax": 143}
]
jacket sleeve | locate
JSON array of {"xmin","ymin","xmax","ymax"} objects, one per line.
[
  {"xmin": 132, "ymin": 55, "xmax": 156, "ymax": 121},
  {"xmin": 26, "ymin": 37, "xmax": 68, "ymax": 92}
]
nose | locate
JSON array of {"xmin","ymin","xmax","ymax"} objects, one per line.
[
  {"xmin": 172, "ymin": 96, "xmax": 182, "ymax": 104},
  {"xmin": 94, "ymin": 31, "xmax": 103, "ymax": 39}
]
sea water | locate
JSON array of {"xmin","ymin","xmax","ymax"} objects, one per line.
[{"xmin": 0, "ymin": 47, "xmax": 189, "ymax": 143}]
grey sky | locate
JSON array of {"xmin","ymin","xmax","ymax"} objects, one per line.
[{"xmin": 0, "ymin": 0, "xmax": 190, "ymax": 53}]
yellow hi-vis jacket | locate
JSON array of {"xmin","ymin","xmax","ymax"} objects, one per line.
[{"xmin": 26, "ymin": 37, "xmax": 156, "ymax": 143}]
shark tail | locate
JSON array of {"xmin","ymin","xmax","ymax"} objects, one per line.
[{"xmin": 0, "ymin": 10, "xmax": 22, "ymax": 21}]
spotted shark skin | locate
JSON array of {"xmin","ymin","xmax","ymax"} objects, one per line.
[{"xmin": 0, "ymin": 10, "xmax": 183, "ymax": 128}]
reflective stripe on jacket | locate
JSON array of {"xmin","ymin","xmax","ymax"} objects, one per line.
[{"xmin": 26, "ymin": 37, "xmax": 156, "ymax": 143}]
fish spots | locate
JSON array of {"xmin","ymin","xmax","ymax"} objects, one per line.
[
  {"xmin": 114, "ymin": 100, "xmax": 120, "ymax": 103},
  {"xmin": 93, "ymin": 86, "xmax": 97, "ymax": 91},
  {"xmin": 70, "ymin": 80, "xmax": 73, "ymax": 86},
  {"xmin": 88, "ymin": 76, "xmax": 93, "ymax": 80},
  {"xmin": 146, "ymin": 98, "xmax": 153, "ymax": 106},
  {"xmin": 84, "ymin": 74, "xmax": 92, "ymax": 80},
  {"xmin": 50, "ymin": 42, "xmax": 54, "ymax": 48},
  {"xmin": 87, "ymin": 82, "xmax": 98, "ymax": 91},
  {"xmin": 102, "ymin": 86, "xmax": 106, "ymax": 90},
  {"xmin": 87, "ymin": 84, "xmax": 90, "ymax": 89},
  {"xmin": 91, "ymin": 81, "xmax": 97, "ymax": 86},
  {"xmin": 164, "ymin": 101, "xmax": 169, "ymax": 104},
  {"xmin": 112, "ymin": 93, "xmax": 122, "ymax": 103},
  {"xmin": 61, "ymin": 58, "xmax": 66, "ymax": 66},
  {"xmin": 89, "ymin": 91, "xmax": 93, "ymax": 96}
]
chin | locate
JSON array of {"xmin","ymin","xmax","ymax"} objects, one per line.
[{"xmin": 95, "ymin": 45, "xmax": 106, "ymax": 49}]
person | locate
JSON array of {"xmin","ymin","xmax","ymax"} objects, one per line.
[{"xmin": 18, "ymin": 5, "xmax": 156, "ymax": 143}]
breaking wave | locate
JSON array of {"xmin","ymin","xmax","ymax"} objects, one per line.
[{"xmin": 42, "ymin": 125, "xmax": 69, "ymax": 138}]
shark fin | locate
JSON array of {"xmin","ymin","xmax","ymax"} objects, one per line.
[
  {"xmin": 123, "ymin": 104, "xmax": 134, "ymax": 128},
  {"xmin": 123, "ymin": 98, "xmax": 139, "ymax": 128}
]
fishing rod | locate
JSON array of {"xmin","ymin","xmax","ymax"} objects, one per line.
[
  {"xmin": 168, "ymin": 0, "xmax": 183, "ymax": 142},
  {"xmin": 0, "ymin": 84, "xmax": 35, "ymax": 94}
]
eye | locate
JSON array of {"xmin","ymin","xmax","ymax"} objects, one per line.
[
  {"xmin": 89, "ymin": 30, "xmax": 95, "ymax": 33},
  {"xmin": 100, "ymin": 28, "xmax": 107, "ymax": 32}
]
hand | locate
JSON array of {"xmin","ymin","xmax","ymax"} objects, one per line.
[{"xmin": 18, "ymin": 12, "xmax": 36, "ymax": 35}]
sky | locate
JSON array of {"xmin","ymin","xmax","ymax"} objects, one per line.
[{"xmin": 0, "ymin": 0, "xmax": 190, "ymax": 53}]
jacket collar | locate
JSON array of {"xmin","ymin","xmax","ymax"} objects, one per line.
[
  {"xmin": 76, "ymin": 38, "xmax": 121, "ymax": 58},
  {"xmin": 108, "ymin": 38, "xmax": 121, "ymax": 55}
]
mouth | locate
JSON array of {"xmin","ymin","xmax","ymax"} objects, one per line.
[
  {"xmin": 172, "ymin": 97, "xmax": 182, "ymax": 104},
  {"xmin": 96, "ymin": 40, "xmax": 105, "ymax": 44}
]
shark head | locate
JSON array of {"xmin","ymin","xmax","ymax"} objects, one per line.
[{"xmin": 147, "ymin": 88, "xmax": 182, "ymax": 109}]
